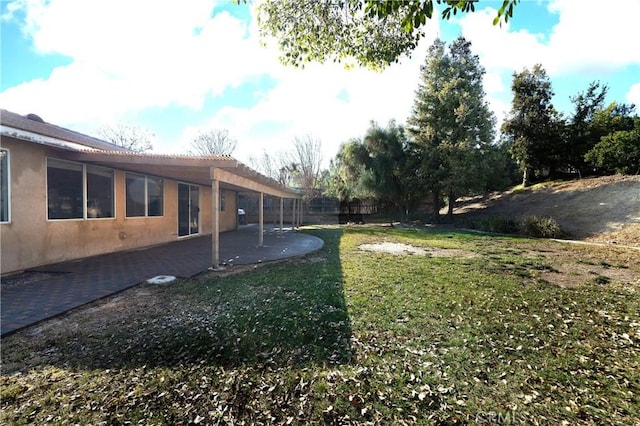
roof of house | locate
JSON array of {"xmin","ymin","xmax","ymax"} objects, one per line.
[
  {"xmin": 0, "ymin": 109, "xmax": 301, "ymax": 198},
  {"xmin": 0, "ymin": 109, "xmax": 131, "ymax": 152}
]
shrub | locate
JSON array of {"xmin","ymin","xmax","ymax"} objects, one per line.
[
  {"xmin": 466, "ymin": 216, "xmax": 519, "ymax": 234},
  {"xmin": 464, "ymin": 215, "xmax": 565, "ymax": 239},
  {"xmin": 519, "ymin": 215, "xmax": 564, "ymax": 238}
]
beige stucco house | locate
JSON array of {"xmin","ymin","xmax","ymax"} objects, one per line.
[{"xmin": 0, "ymin": 109, "xmax": 302, "ymax": 275}]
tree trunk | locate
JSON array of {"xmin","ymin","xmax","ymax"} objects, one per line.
[
  {"xmin": 522, "ymin": 167, "xmax": 532, "ymax": 187},
  {"xmin": 432, "ymin": 190, "xmax": 440, "ymax": 224},
  {"xmin": 447, "ymin": 188, "xmax": 455, "ymax": 223}
]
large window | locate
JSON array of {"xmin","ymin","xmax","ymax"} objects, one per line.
[
  {"xmin": 147, "ymin": 177, "xmax": 164, "ymax": 216},
  {"xmin": 47, "ymin": 158, "xmax": 114, "ymax": 220},
  {"xmin": 126, "ymin": 173, "xmax": 164, "ymax": 217},
  {"xmin": 0, "ymin": 149, "xmax": 9, "ymax": 223},
  {"xmin": 87, "ymin": 166, "xmax": 114, "ymax": 218}
]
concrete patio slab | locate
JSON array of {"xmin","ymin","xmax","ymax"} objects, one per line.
[{"xmin": 1, "ymin": 225, "xmax": 323, "ymax": 337}]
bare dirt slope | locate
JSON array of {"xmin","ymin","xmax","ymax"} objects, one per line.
[{"xmin": 453, "ymin": 175, "xmax": 640, "ymax": 247}]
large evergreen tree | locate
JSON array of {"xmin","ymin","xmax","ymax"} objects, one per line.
[
  {"xmin": 502, "ymin": 64, "xmax": 561, "ymax": 187},
  {"xmin": 407, "ymin": 37, "xmax": 495, "ymax": 223},
  {"xmin": 565, "ymin": 81, "xmax": 609, "ymax": 176}
]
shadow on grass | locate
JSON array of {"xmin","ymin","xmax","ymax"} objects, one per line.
[{"xmin": 3, "ymin": 228, "xmax": 352, "ymax": 372}]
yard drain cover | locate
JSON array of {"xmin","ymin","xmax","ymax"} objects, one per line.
[{"xmin": 147, "ymin": 275, "xmax": 177, "ymax": 285}]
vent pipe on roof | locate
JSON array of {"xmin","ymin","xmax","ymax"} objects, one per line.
[{"xmin": 25, "ymin": 113, "xmax": 45, "ymax": 123}]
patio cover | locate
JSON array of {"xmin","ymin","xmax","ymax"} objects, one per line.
[{"xmin": 1, "ymin": 109, "xmax": 304, "ymax": 268}]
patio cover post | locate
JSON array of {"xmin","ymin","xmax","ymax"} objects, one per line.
[
  {"xmin": 299, "ymin": 197, "xmax": 303, "ymax": 227},
  {"xmin": 292, "ymin": 198, "xmax": 296, "ymax": 229},
  {"xmin": 279, "ymin": 197, "xmax": 284, "ymax": 235},
  {"xmin": 210, "ymin": 168, "xmax": 220, "ymax": 268},
  {"xmin": 259, "ymin": 192, "xmax": 264, "ymax": 246}
]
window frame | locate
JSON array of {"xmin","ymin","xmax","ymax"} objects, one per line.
[
  {"xmin": 46, "ymin": 157, "xmax": 115, "ymax": 221},
  {"xmin": 0, "ymin": 148, "xmax": 10, "ymax": 224},
  {"xmin": 125, "ymin": 173, "xmax": 164, "ymax": 218}
]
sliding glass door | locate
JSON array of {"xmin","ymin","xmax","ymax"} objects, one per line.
[{"xmin": 178, "ymin": 183, "xmax": 199, "ymax": 237}]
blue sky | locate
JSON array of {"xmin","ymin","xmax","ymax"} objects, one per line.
[{"xmin": 2, "ymin": 0, "xmax": 639, "ymax": 169}]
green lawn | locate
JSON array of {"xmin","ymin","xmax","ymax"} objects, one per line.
[{"xmin": 2, "ymin": 226, "xmax": 639, "ymax": 424}]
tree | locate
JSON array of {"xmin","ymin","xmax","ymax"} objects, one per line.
[
  {"xmin": 255, "ymin": 0, "xmax": 519, "ymax": 69},
  {"xmin": 248, "ymin": 150, "xmax": 295, "ymax": 186},
  {"xmin": 585, "ymin": 122, "xmax": 640, "ymax": 175},
  {"xmin": 590, "ymin": 102, "xmax": 637, "ymax": 139},
  {"xmin": 188, "ymin": 129, "xmax": 237, "ymax": 156},
  {"xmin": 360, "ymin": 121, "xmax": 412, "ymax": 215},
  {"xmin": 330, "ymin": 121, "xmax": 414, "ymax": 220},
  {"xmin": 96, "ymin": 123, "xmax": 154, "ymax": 152},
  {"xmin": 565, "ymin": 81, "xmax": 609, "ymax": 176},
  {"xmin": 329, "ymin": 139, "xmax": 372, "ymax": 201},
  {"xmin": 502, "ymin": 64, "xmax": 561, "ymax": 187},
  {"xmin": 407, "ymin": 37, "xmax": 495, "ymax": 223},
  {"xmin": 290, "ymin": 135, "xmax": 323, "ymax": 194},
  {"xmin": 482, "ymin": 141, "xmax": 521, "ymax": 191},
  {"xmin": 585, "ymin": 105, "xmax": 640, "ymax": 175}
]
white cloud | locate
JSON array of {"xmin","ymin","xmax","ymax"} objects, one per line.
[
  {"xmin": 627, "ymin": 82, "xmax": 640, "ymax": 106},
  {"xmin": 0, "ymin": 0, "xmax": 273, "ymax": 123},
  {"xmin": 546, "ymin": 0, "xmax": 640, "ymax": 74},
  {"xmin": 456, "ymin": 1, "xmax": 640, "ymax": 76},
  {"xmin": 457, "ymin": 8, "xmax": 548, "ymax": 73},
  {"xmin": 180, "ymin": 50, "xmax": 434, "ymax": 166}
]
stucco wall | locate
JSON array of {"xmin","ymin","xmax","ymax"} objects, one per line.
[
  {"xmin": 219, "ymin": 189, "xmax": 238, "ymax": 231},
  {"xmin": 0, "ymin": 138, "xmax": 238, "ymax": 274}
]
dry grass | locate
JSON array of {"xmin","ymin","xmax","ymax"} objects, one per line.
[{"xmin": 454, "ymin": 175, "xmax": 640, "ymax": 246}]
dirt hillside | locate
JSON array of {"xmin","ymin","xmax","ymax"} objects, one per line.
[{"xmin": 452, "ymin": 175, "xmax": 640, "ymax": 247}]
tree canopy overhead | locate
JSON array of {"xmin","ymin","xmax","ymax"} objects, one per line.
[{"xmin": 254, "ymin": 0, "xmax": 519, "ymax": 69}]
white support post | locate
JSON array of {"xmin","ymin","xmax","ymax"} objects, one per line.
[
  {"xmin": 279, "ymin": 197, "xmax": 284, "ymax": 235},
  {"xmin": 291, "ymin": 198, "xmax": 296, "ymax": 229},
  {"xmin": 259, "ymin": 192, "xmax": 264, "ymax": 246},
  {"xmin": 211, "ymin": 172, "xmax": 220, "ymax": 268},
  {"xmin": 299, "ymin": 197, "xmax": 303, "ymax": 227}
]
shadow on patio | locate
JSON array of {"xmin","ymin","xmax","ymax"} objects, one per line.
[
  {"xmin": 1, "ymin": 225, "xmax": 323, "ymax": 337},
  {"xmin": 1, "ymin": 227, "xmax": 352, "ymax": 374}
]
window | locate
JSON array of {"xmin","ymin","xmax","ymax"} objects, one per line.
[
  {"xmin": 87, "ymin": 166, "xmax": 114, "ymax": 218},
  {"xmin": 48, "ymin": 159, "xmax": 83, "ymax": 219},
  {"xmin": 126, "ymin": 173, "xmax": 164, "ymax": 217},
  {"xmin": 47, "ymin": 158, "xmax": 114, "ymax": 220},
  {"xmin": 147, "ymin": 177, "xmax": 164, "ymax": 217},
  {"xmin": 126, "ymin": 174, "xmax": 146, "ymax": 217},
  {"xmin": 220, "ymin": 190, "xmax": 225, "ymax": 212},
  {"xmin": 0, "ymin": 149, "xmax": 9, "ymax": 223}
]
